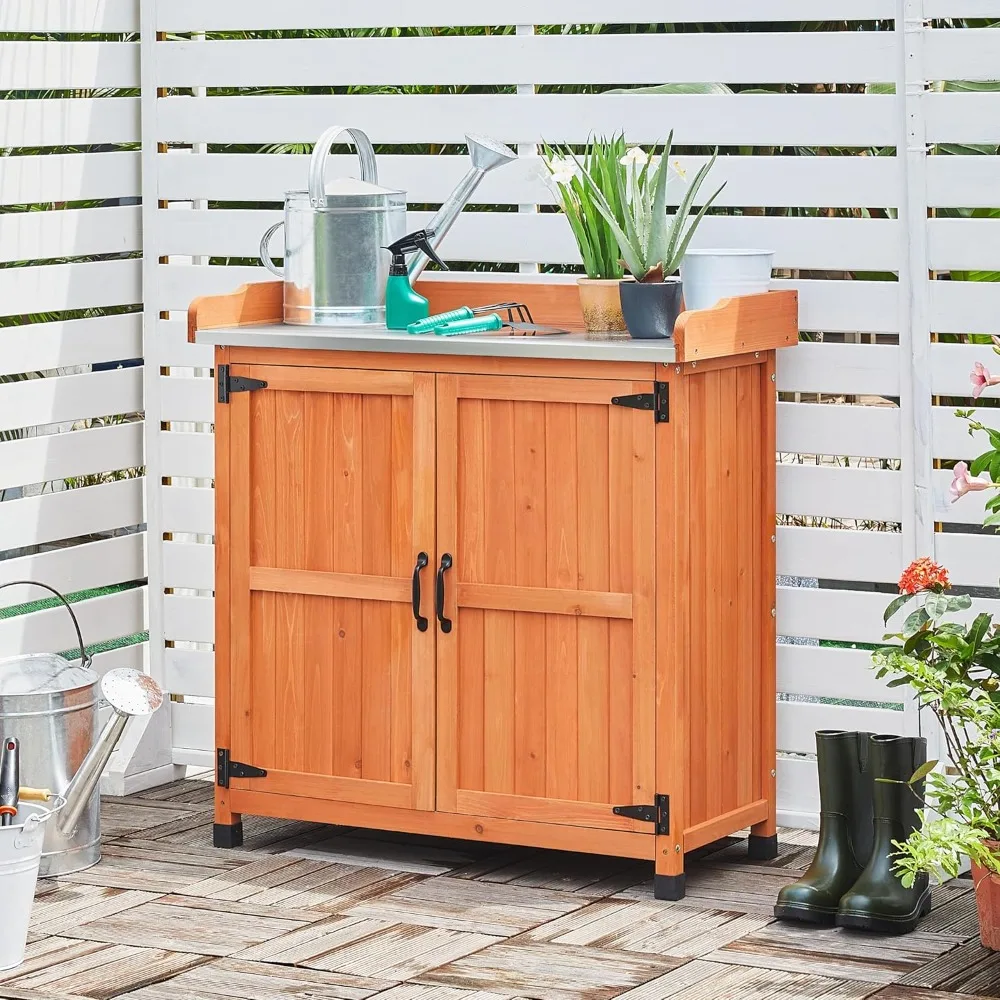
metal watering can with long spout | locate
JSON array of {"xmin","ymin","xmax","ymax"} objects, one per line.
[{"xmin": 0, "ymin": 582, "xmax": 163, "ymax": 875}]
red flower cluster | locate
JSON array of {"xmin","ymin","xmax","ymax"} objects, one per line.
[{"xmin": 898, "ymin": 558, "xmax": 950, "ymax": 595}]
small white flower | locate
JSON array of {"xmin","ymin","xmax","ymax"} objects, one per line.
[
  {"xmin": 671, "ymin": 159, "xmax": 688, "ymax": 181},
  {"xmin": 619, "ymin": 146, "xmax": 649, "ymax": 167},
  {"xmin": 546, "ymin": 157, "xmax": 579, "ymax": 187}
]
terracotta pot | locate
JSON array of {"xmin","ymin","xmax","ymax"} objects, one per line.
[
  {"xmin": 577, "ymin": 278, "xmax": 627, "ymax": 334},
  {"xmin": 973, "ymin": 843, "xmax": 1000, "ymax": 951}
]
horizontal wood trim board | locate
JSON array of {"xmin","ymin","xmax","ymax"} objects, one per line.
[
  {"xmin": 229, "ymin": 787, "xmax": 656, "ymax": 860},
  {"xmin": 456, "ymin": 583, "xmax": 632, "ymax": 620},
  {"xmin": 455, "ymin": 374, "xmax": 632, "ymax": 404},
  {"xmin": 453, "ymin": 790, "xmax": 644, "ymax": 833},
  {"xmin": 248, "ymin": 567, "xmax": 410, "ymax": 604},
  {"xmin": 240, "ymin": 365, "xmax": 415, "ymax": 396},
  {"xmin": 233, "ymin": 770, "xmax": 414, "ymax": 810},
  {"xmin": 684, "ymin": 799, "xmax": 771, "ymax": 851}
]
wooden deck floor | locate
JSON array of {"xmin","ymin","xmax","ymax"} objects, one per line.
[{"xmin": 5, "ymin": 776, "xmax": 1000, "ymax": 1000}]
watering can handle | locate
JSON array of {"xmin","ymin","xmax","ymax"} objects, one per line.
[
  {"xmin": 259, "ymin": 222, "xmax": 285, "ymax": 277},
  {"xmin": 308, "ymin": 125, "xmax": 378, "ymax": 208},
  {"xmin": 0, "ymin": 581, "xmax": 90, "ymax": 669}
]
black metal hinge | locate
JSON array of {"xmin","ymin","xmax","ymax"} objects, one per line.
[
  {"xmin": 611, "ymin": 381, "xmax": 669, "ymax": 423},
  {"xmin": 613, "ymin": 793, "xmax": 670, "ymax": 834},
  {"xmin": 216, "ymin": 748, "xmax": 267, "ymax": 788},
  {"xmin": 217, "ymin": 364, "xmax": 268, "ymax": 404}
]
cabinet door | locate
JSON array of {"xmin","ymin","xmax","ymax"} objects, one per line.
[
  {"xmin": 226, "ymin": 365, "xmax": 436, "ymax": 810},
  {"xmin": 436, "ymin": 374, "xmax": 657, "ymax": 832}
]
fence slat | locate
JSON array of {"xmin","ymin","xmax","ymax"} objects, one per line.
[
  {"xmin": 778, "ymin": 401, "xmax": 899, "ymax": 458},
  {"xmin": 777, "ymin": 343, "xmax": 899, "ymax": 396},
  {"xmin": 157, "ymin": 208, "xmax": 901, "ymax": 272},
  {"xmin": 925, "ymin": 28, "xmax": 1000, "ymax": 83},
  {"xmin": 0, "ymin": 423, "xmax": 142, "ymax": 491},
  {"xmin": 157, "ymin": 94, "xmax": 896, "ymax": 147},
  {"xmin": 162, "ymin": 486, "xmax": 214, "ymax": 536},
  {"xmin": 0, "ymin": 315, "xmax": 141, "ymax": 378},
  {"xmin": 778, "ymin": 644, "xmax": 897, "ymax": 702},
  {"xmin": 164, "ymin": 541, "xmax": 213, "ymax": 591},
  {"xmin": 0, "ymin": 99, "xmax": 140, "ymax": 148},
  {"xmin": 930, "ymin": 279, "xmax": 1000, "ymax": 335},
  {"xmin": 0, "ymin": 0, "xmax": 138, "ymax": 32},
  {"xmin": 164, "ymin": 594, "xmax": 213, "ymax": 644},
  {"xmin": 0, "ymin": 368, "xmax": 142, "ymax": 433},
  {"xmin": 778, "ymin": 702, "xmax": 903, "ymax": 756},
  {"xmin": 160, "ymin": 152, "xmax": 901, "ymax": 210},
  {"xmin": 156, "ymin": 1, "xmax": 895, "ymax": 31},
  {"xmin": 0, "ymin": 207, "xmax": 140, "ymax": 265},
  {"xmin": 161, "ymin": 431, "xmax": 213, "ymax": 481},
  {"xmin": 0, "ymin": 42, "xmax": 139, "ymax": 89},
  {"xmin": 927, "ymin": 92, "xmax": 1000, "ymax": 145},
  {"xmin": 0, "ymin": 153, "xmax": 140, "ymax": 207},
  {"xmin": 929, "ymin": 218, "xmax": 1000, "ymax": 271},
  {"xmin": 166, "ymin": 648, "xmax": 214, "ymax": 699},
  {"xmin": 156, "ymin": 33, "xmax": 895, "ymax": 88},
  {"xmin": 0, "ymin": 260, "xmax": 141, "ymax": 318},
  {"xmin": 777, "ymin": 525, "xmax": 903, "ymax": 583},
  {"xmin": 777, "ymin": 465, "xmax": 902, "ymax": 521},
  {"xmin": 777, "ymin": 586, "xmax": 890, "ymax": 643},
  {"xmin": 0, "ymin": 535, "xmax": 145, "ymax": 607},
  {"xmin": 0, "ymin": 480, "xmax": 143, "ymax": 552}
]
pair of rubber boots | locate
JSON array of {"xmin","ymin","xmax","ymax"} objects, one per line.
[{"xmin": 775, "ymin": 731, "xmax": 931, "ymax": 934}]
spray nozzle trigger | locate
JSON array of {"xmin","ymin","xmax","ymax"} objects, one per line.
[{"xmin": 385, "ymin": 228, "xmax": 449, "ymax": 275}]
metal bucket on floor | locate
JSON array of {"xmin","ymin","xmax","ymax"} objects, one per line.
[
  {"xmin": 0, "ymin": 581, "xmax": 163, "ymax": 876},
  {"xmin": 0, "ymin": 796, "xmax": 64, "ymax": 971}
]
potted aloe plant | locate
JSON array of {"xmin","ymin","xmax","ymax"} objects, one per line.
[
  {"xmin": 575, "ymin": 132, "xmax": 726, "ymax": 339},
  {"xmin": 543, "ymin": 135, "xmax": 630, "ymax": 334}
]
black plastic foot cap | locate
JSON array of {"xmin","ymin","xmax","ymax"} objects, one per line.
[
  {"xmin": 654, "ymin": 873, "xmax": 686, "ymax": 901},
  {"xmin": 214, "ymin": 821, "xmax": 244, "ymax": 849},
  {"xmin": 748, "ymin": 833, "xmax": 779, "ymax": 860}
]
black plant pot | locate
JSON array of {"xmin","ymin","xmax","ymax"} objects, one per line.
[{"xmin": 619, "ymin": 277, "xmax": 684, "ymax": 340}]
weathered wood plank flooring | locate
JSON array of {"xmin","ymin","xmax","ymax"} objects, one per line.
[{"xmin": 3, "ymin": 775, "xmax": 997, "ymax": 1000}]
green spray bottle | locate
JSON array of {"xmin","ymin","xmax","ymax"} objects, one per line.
[{"xmin": 384, "ymin": 228, "xmax": 449, "ymax": 330}]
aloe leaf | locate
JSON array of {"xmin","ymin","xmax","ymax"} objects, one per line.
[
  {"xmin": 572, "ymin": 152, "xmax": 644, "ymax": 278},
  {"xmin": 669, "ymin": 180, "xmax": 729, "ymax": 274},
  {"xmin": 664, "ymin": 149, "xmax": 719, "ymax": 272}
]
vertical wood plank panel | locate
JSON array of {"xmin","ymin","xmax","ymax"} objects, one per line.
[
  {"xmin": 275, "ymin": 390, "xmax": 305, "ymax": 773},
  {"xmin": 483, "ymin": 399, "xmax": 516, "ymax": 795},
  {"xmin": 687, "ymin": 374, "xmax": 708, "ymax": 828},
  {"xmin": 334, "ymin": 393, "xmax": 363, "ymax": 780},
  {"xmin": 304, "ymin": 391, "xmax": 334, "ymax": 776},
  {"xmin": 362, "ymin": 394, "xmax": 393, "ymax": 783},
  {"xmin": 576, "ymin": 402, "xmax": 610, "ymax": 804},
  {"xmin": 250, "ymin": 388, "xmax": 276, "ymax": 770},
  {"xmin": 735, "ymin": 366, "xmax": 755, "ymax": 808},
  {"xmin": 705, "ymin": 371, "xmax": 723, "ymax": 823},
  {"xmin": 719, "ymin": 367, "xmax": 740, "ymax": 814},
  {"xmin": 457, "ymin": 397, "xmax": 485, "ymax": 795},
  {"xmin": 608, "ymin": 401, "xmax": 634, "ymax": 811},
  {"xmin": 544, "ymin": 400, "xmax": 578, "ymax": 801},
  {"xmin": 513, "ymin": 401, "xmax": 547, "ymax": 798}
]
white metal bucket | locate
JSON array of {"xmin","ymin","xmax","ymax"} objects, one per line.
[
  {"xmin": 680, "ymin": 249, "xmax": 774, "ymax": 312},
  {"xmin": 0, "ymin": 798, "xmax": 63, "ymax": 971}
]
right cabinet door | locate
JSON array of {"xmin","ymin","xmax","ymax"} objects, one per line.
[{"xmin": 436, "ymin": 373, "xmax": 657, "ymax": 832}]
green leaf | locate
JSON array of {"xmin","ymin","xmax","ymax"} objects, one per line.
[
  {"xmin": 924, "ymin": 594, "xmax": 949, "ymax": 619},
  {"xmin": 884, "ymin": 592, "xmax": 915, "ymax": 624},
  {"xmin": 945, "ymin": 594, "xmax": 973, "ymax": 612},
  {"xmin": 909, "ymin": 760, "xmax": 939, "ymax": 784},
  {"xmin": 971, "ymin": 450, "xmax": 995, "ymax": 477},
  {"xmin": 903, "ymin": 607, "xmax": 931, "ymax": 633},
  {"xmin": 604, "ymin": 82, "xmax": 734, "ymax": 96}
]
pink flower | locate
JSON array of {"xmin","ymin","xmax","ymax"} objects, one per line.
[
  {"xmin": 970, "ymin": 361, "xmax": 1000, "ymax": 399},
  {"xmin": 950, "ymin": 461, "xmax": 992, "ymax": 502}
]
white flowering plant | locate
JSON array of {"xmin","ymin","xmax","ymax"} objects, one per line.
[{"xmin": 542, "ymin": 134, "xmax": 630, "ymax": 279}]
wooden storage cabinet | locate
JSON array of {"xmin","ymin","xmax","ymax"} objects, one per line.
[{"xmin": 202, "ymin": 283, "xmax": 797, "ymax": 899}]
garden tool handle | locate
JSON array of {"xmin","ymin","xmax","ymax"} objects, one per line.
[
  {"xmin": 0, "ymin": 581, "xmax": 89, "ymax": 669},
  {"xmin": 435, "ymin": 315, "xmax": 504, "ymax": 336},
  {"xmin": 407, "ymin": 307, "xmax": 474, "ymax": 335},
  {"xmin": 308, "ymin": 126, "xmax": 378, "ymax": 208},
  {"xmin": 18, "ymin": 787, "xmax": 52, "ymax": 802}
]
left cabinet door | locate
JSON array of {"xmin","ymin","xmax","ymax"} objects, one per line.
[{"xmin": 221, "ymin": 364, "xmax": 436, "ymax": 811}]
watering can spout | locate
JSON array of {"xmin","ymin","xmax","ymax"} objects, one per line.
[
  {"xmin": 56, "ymin": 669, "xmax": 163, "ymax": 837},
  {"xmin": 407, "ymin": 134, "xmax": 517, "ymax": 283}
]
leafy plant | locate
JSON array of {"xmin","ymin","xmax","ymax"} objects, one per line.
[
  {"xmin": 573, "ymin": 131, "xmax": 726, "ymax": 282},
  {"xmin": 542, "ymin": 135, "xmax": 628, "ymax": 280},
  {"xmin": 872, "ymin": 559, "xmax": 1000, "ymax": 887}
]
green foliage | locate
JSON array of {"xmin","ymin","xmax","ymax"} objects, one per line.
[
  {"xmin": 572, "ymin": 132, "xmax": 726, "ymax": 282},
  {"xmin": 542, "ymin": 135, "xmax": 628, "ymax": 280},
  {"xmin": 874, "ymin": 592, "xmax": 1000, "ymax": 883}
]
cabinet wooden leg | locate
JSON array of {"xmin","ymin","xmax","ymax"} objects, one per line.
[
  {"xmin": 214, "ymin": 790, "xmax": 243, "ymax": 849},
  {"xmin": 749, "ymin": 816, "xmax": 779, "ymax": 860},
  {"xmin": 654, "ymin": 838, "xmax": 686, "ymax": 900}
]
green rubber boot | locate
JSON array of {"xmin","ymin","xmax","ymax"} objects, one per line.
[
  {"xmin": 836, "ymin": 734, "xmax": 932, "ymax": 934},
  {"xmin": 774, "ymin": 731, "xmax": 875, "ymax": 924}
]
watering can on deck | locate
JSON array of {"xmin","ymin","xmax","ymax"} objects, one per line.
[{"xmin": 0, "ymin": 581, "xmax": 163, "ymax": 875}]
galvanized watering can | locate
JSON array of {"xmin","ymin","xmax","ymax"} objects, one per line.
[{"xmin": 0, "ymin": 581, "xmax": 163, "ymax": 876}]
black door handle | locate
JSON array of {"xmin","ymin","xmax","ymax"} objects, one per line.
[
  {"xmin": 436, "ymin": 553, "xmax": 453, "ymax": 633},
  {"xmin": 411, "ymin": 552, "xmax": 429, "ymax": 632}
]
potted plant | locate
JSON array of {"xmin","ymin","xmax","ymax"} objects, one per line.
[
  {"xmin": 575, "ymin": 131, "xmax": 726, "ymax": 339},
  {"xmin": 543, "ymin": 136, "xmax": 630, "ymax": 334},
  {"xmin": 873, "ymin": 558, "xmax": 1000, "ymax": 950}
]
